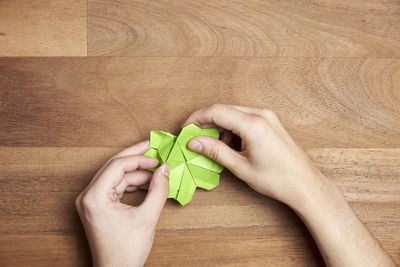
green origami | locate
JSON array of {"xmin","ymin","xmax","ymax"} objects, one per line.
[{"xmin": 144, "ymin": 123, "xmax": 224, "ymax": 206}]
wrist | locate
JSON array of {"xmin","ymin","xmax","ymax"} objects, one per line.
[{"xmin": 285, "ymin": 171, "xmax": 339, "ymax": 216}]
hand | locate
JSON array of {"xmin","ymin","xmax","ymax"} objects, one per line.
[
  {"xmin": 183, "ymin": 104, "xmax": 325, "ymax": 208},
  {"xmin": 183, "ymin": 104, "xmax": 395, "ymax": 266},
  {"xmin": 75, "ymin": 141, "xmax": 169, "ymax": 267}
]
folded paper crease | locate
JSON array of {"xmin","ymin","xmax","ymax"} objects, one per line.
[{"xmin": 144, "ymin": 123, "xmax": 224, "ymax": 206}]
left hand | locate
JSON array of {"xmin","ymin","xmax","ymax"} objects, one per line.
[{"xmin": 75, "ymin": 140, "xmax": 169, "ymax": 267}]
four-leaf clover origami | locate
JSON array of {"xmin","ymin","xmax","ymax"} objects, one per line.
[{"xmin": 144, "ymin": 123, "xmax": 224, "ymax": 206}]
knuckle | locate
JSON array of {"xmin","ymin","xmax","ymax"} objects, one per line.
[
  {"xmin": 208, "ymin": 103, "xmax": 223, "ymax": 113},
  {"xmin": 152, "ymin": 178, "xmax": 169, "ymax": 196},
  {"xmin": 246, "ymin": 114, "xmax": 270, "ymax": 135},
  {"xmin": 74, "ymin": 194, "xmax": 82, "ymax": 212},
  {"xmin": 109, "ymin": 157, "xmax": 123, "ymax": 168},
  {"xmin": 160, "ymin": 178, "xmax": 170, "ymax": 193},
  {"xmin": 157, "ymin": 186, "xmax": 169, "ymax": 197},
  {"xmin": 206, "ymin": 145, "xmax": 221, "ymax": 161},
  {"xmin": 247, "ymin": 114, "xmax": 267, "ymax": 126},
  {"xmin": 81, "ymin": 193, "xmax": 98, "ymax": 214},
  {"xmin": 261, "ymin": 109, "xmax": 277, "ymax": 121}
]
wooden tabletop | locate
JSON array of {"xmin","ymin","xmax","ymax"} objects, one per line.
[{"xmin": 0, "ymin": 1, "xmax": 399, "ymax": 266}]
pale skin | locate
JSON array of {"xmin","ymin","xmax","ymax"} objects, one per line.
[{"xmin": 76, "ymin": 104, "xmax": 395, "ymax": 267}]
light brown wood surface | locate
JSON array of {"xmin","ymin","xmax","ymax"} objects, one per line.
[
  {"xmin": 1, "ymin": 57, "xmax": 399, "ymax": 148},
  {"xmin": 0, "ymin": 147, "xmax": 399, "ymax": 266},
  {"xmin": 0, "ymin": 0, "xmax": 87, "ymax": 56},
  {"xmin": 0, "ymin": 0, "xmax": 399, "ymax": 266},
  {"xmin": 88, "ymin": 0, "xmax": 400, "ymax": 57}
]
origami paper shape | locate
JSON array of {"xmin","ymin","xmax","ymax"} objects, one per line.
[{"xmin": 144, "ymin": 123, "xmax": 224, "ymax": 206}]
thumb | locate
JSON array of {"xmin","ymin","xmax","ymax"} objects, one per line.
[
  {"xmin": 188, "ymin": 136, "xmax": 246, "ymax": 171},
  {"xmin": 140, "ymin": 163, "xmax": 169, "ymax": 222}
]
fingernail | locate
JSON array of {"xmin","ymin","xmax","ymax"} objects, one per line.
[
  {"xmin": 188, "ymin": 140, "xmax": 203, "ymax": 152},
  {"xmin": 161, "ymin": 163, "xmax": 169, "ymax": 177}
]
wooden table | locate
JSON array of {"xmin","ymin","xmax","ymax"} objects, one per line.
[{"xmin": 0, "ymin": 1, "xmax": 399, "ymax": 266}]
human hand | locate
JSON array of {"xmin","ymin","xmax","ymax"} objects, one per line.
[
  {"xmin": 183, "ymin": 104, "xmax": 329, "ymax": 208},
  {"xmin": 183, "ymin": 104, "xmax": 396, "ymax": 267},
  {"xmin": 75, "ymin": 141, "xmax": 169, "ymax": 267}
]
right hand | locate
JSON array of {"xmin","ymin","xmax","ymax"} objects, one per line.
[
  {"xmin": 182, "ymin": 104, "xmax": 330, "ymax": 208},
  {"xmin": 183, "ymin": 104, "xmax": 396, "ymax": 267}
]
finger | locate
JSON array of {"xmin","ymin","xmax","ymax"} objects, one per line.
[
  {"xmin": 88, "ymin": 140, "xmax": 152, "ymax": 188},
  {"xmin": 232, "ymin": 105, "xmax": 290, "ymax": 138},
  {"xmin": 231, "ymin": 105, "xmax": 263, "ymax": 114},
  {"xmin": 139, "ymin": 163, "xmax": 169, "ymax": 223},
  {"xmin": 182, "ymin": 104, "xmax": 250, "ymax": 138},
  {"xmin": 125, "ymin": 184, "xmax": 149, "ymax": 192},
  {"xmin": 100, "ymin": 140, "xmax": 151, "ymax": 177},
  {"xmin": 94, "ymin": 155, "xmax": 159, "ymax": 193},
  {"xmin": 188, "ymin": 136, "xmax": 247, "ymax": 172},
  {"xmin": 115, "ymin": 170, "xmax": 153, "ymax": 196},
  {"xmin": 113, "ymin": 140, "xmax": 150, "ymax": 158},
  {"xmin": 231, "ymin": 105, "xmax": 279, "ymax": 122},
  {"xmin": 126, "ymin": 186, "xmax": 137, "ymax": 193},
  {"xmin": 100, "ymin": 140, "xmax": 151, "ymax": 174}
]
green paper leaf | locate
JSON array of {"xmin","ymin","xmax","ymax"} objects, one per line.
[
  {"xmin": 144, "ymin": 148, "xmax": 161, "ymax": 172},
  {"xmin": 144, "ymin": 147, "xmax": 159, "ymax": 159},
  {"xmin": 168, "ymin": 142, "xmax": 186, "ymax": 162},
  {"xmin": 168, "ymin": 160, "xmax": 185, "ymax": 199},
  {"xmin": 145, "ymin": 123, "xmax": 224, "ymax": 206},
  {"xmin": 175, "ymin": 164, "xmax": 197, "ymax": 206},
  {"xmin": 176, "ymin": 135, "xmax": 198, "ymax": 161},
  {"xmin": 187, "ymin": 163, "xmax": 219, "ymax": 190},
  {"xmin": 149, "ymin": 131, "xmax": 167, "ymax": 149},
  {"xmin": 187, "ymin": 156, "xmax": 224, "ymax": 173},
  {"xmin": 158, "ymin": 135, "xmax": 176, "ymax": 162}
]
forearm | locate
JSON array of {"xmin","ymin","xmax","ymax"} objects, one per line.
[
  {"xmin": 181, "ymin": 104, "xmax": 396, "ymax": 266},
  {"xmin": 290, "ymin": 174, "xmax": 395, "ymax": 267}
]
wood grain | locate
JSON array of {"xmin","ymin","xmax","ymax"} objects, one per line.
[
  {"xmin": 1, "ymin": 1, "xmax": 400, "ymax": 265},
  {"xmin": 0, "ymin": 0, "xmax": 87, "ymax": 56},
  {"xmin": 1, "ymin": 57, "xmax": 399, "ymax": 148},
  {"xmin": 0, "ymin": 235, "xmax": 91, "ymax": 267},
  {"xmin": 88, "ymin": 0, "xmax": 400, "ymax": 57},
  {"xmin": 0, "ymin": 147, "xmax": 399, "ymax": 266}
]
